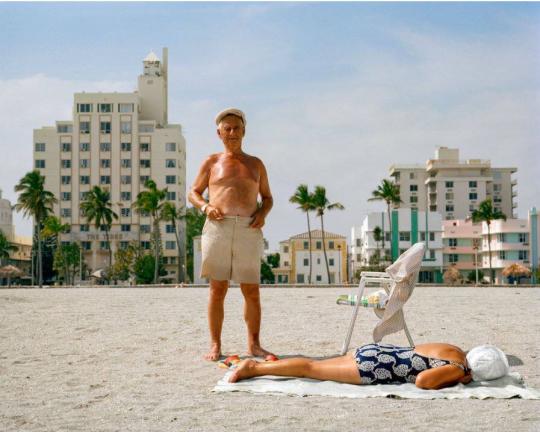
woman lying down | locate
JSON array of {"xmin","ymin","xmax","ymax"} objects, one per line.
[{"xmin": 229, "ymin": 343, "xmax": 509, "ymax": 390}]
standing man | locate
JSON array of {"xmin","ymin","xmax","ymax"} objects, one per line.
[{"xmin": 189, "ymin": 108, "xmax": 274, "ymax": 361}]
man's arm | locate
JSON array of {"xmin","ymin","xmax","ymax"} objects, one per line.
[
  {"xmin": 188, "ymin": 156, "xmax": 223, "ymax": 220},
  {"xmin": 250, "ymin": 159, "xmax": 273, "ymax": 228}
]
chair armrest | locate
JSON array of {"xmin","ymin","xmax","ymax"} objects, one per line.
[{"xmin": 360, "ymin": 271, "xmax": 391, "ymax": 278}]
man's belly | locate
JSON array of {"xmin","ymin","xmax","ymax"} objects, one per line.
[{"xmin": 209, "ymin": 184, "xmax": 259, "ymax": 217}]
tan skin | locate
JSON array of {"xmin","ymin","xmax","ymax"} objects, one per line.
[
  {"xmin": 189, "ymin": 114, "xmax": 274, "ymax": 362},
  {"xmin": 229, "ymin": 343, "xmax": 473, "ymax": 390}
]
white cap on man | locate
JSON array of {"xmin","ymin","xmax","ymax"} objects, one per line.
[{"xmin": 215, "ymin": 108, "xmax": 246, "ymax": 126}]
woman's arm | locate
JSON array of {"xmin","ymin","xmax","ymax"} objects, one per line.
[{"xmin": 415, "ymin": 364, "xmax": 466, "ymax": 390}]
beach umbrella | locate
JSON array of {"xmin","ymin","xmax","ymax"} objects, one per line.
[
  {"xmin": 0, "ymin": 265, "xmax": 24, "ymax": 287},
  {"xmin": 502, "ymin": 263, "xmax": 531, "ymax": 280}
]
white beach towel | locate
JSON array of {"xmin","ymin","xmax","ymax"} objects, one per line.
[{"xmin": 213, "ymin": 372, "xmax": 540, "ymax": 400}]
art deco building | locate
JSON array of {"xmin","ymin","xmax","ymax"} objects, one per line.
[{"xmin": 32, "ymin": 48, "xmax": 186, "ymax": 279}]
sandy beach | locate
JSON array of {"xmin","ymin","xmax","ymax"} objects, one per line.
[{"xmin": 1, "ymin": 286, "xmax": 539, "ymax": 432}]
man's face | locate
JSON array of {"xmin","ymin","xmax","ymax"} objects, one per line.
[{"xmin": 217, "ymin": 115, "xmax": 245, "ymax": 150}]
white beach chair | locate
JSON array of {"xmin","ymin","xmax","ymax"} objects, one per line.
[{"xmin": 340, "ymin": 242, "xmax": 426, "ymax": 355}]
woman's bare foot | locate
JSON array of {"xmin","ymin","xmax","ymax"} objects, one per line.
[
  {"xmin": 247, "ymin": 344, "xmax": 275, "ymax": 358},
  {"xmin": 204, "ymin": 343, "xmax": 221, "ymax": 361},
  {"xmin": 228, "ymin": 359, "xmax": 258, "ymax": 383}
]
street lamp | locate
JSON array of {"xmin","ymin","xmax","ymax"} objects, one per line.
[{"xmin": 337, "ymin": 245, "xmax": 341, "ymax": 284}]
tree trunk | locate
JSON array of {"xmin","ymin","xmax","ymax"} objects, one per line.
[
  {"xmin": 320, "ymin": 214, "xmax": 331, "ymax": 284},
  {"xmin": 37, "ymin": 222, "xmax": 43, "ymax": 287},
  {"xmin": 172, "ymin": 218, "xmax": 184, "ymax": 283},
  {"xmin": 387, "ymin": 203, "xmax": 392, "ymax": 263},
  {"xmin": 487, "ymin": 223, "xmax": 493, "ymax": 284},
  {"xmin": 105, "ymin": 226, "xmax": 112, "ymax": 284},
  {"xmin": 153, "ymin": 215, "xmax": 160, "ymax": 284},
  {"xmin": 306, "ymin": 212, "xmax": 313, "ymax": 284}
]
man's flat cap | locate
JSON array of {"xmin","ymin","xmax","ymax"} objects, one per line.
[{"xmin": 215, "ymin": 108, "xmax": 246, "ymax": 126}]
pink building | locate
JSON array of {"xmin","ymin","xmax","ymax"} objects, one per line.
[{"xmin": 442, "ymin": 220, "xmax": 482, "ymax": 281}]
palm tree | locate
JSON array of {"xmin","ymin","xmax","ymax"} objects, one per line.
[
  {"xmin": 311, "ymin": 186, "xmax": 345, "ymax": 284},
  {"xmin": 472, "ymin": 199, "xmax": 506, "ymax": 284},
  {"xmin": 134, "ymin": 179, "xmax": 167, "ymax": 284},
  {"xmin": 0, "ymin": 230, "xmax": 17, "ymax": 266},
  {"xmin": 289, "ymin": 184, "xmax": 315, "ymax": 284},
  {"xmin": 81, "ymin": 186, "xmax": 118, "ymax": 274},
  {"xmin": 368, "ymin": 179, "xmax": 401, "ymax": 262},
  {"xmin": 161, "ymin": 201, "xmax": 186, "ymax": 283},
  {"xmin": 14, "ymin": 170, "xmax": 56, "ymax": 287},
  {"xmin": 42, "ymin": 215, "xmax": 70, "ymax": 284},
  {"xmin": 373, "ymin": 226, "xmax": 382, "ymax": 262}
]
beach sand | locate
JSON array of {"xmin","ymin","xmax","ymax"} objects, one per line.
[{"xmin": 1, "ymin": 286, "xmax": 539, "ymax": 432}]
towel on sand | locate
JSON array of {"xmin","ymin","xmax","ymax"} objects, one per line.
[{"xmin": 213, "ymin": 371, "xmax": 540, "ymax": 400}]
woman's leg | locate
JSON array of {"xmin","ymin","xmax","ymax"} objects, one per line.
[{"xmin": 229, "ymin": 354, "xmax": 361, "ymax": 385}]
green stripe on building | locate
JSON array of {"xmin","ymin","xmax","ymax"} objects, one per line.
[
  {"xmin": 392, "ymin": 210, "xmax": 399, "ymax": 262},
  {"xmin": 411, "ymin": 208, "xmax": 418, "ymax": 244}
]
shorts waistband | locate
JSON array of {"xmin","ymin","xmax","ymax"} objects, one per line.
[{"xmin": 221, "ymin": 216, "xmax": 253, "ymax": 221}]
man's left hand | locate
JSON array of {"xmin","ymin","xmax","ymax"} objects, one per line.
[{"xmin": 250, "ymin": 211, "xmax": 266, "ymax": 228}]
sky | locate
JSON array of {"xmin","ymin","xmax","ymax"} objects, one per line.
[{"xmin": 1, "ymin": 2, "xmax": 539, "ymax": 251}]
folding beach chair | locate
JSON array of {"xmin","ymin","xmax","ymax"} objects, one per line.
[{"xmin": 340, "ymin": 242, "xmax": 426, "ymax": 355}]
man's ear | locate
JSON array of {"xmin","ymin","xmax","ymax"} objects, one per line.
[{"xmin": 217, "ymin": 127, "xmax": 222, "ymax": 138}]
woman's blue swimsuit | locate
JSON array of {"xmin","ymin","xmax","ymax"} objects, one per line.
[{"xmin": 353, "ymin": 343, "xmax": 467, "ymax": 385}]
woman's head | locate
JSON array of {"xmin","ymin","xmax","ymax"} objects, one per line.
[{"xmin": 466, "ymin": 345, "xmax": 509, "ymax": 381}]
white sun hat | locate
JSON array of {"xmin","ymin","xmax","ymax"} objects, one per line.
[
  {"xmin": 466, "ymin": 345, "xmax": 509, "ymax": 381},
  {"xmin": 215, "ymin": 108, "xmax": 246, "ymax": 126}
]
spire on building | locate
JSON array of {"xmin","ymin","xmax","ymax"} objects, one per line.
[{"xmin": 144, "ymin": 51, "xmax": 160, "ymax": 63}]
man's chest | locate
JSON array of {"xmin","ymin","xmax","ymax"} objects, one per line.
[{"xmin": 209, "ymin": 159, "xmax": 259, "ymax": 184}]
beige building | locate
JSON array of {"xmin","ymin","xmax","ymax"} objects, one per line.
[
  {"xmin": 273, "ymin": 230, "xmax": 348, "ymax": 284},
  {"xmin": 32, "ymin": 48, "xmax": 186, "ymax": 278},
  {"xmin": 390, "ymin": 147, "xmax": 517, "ymax": 220}
]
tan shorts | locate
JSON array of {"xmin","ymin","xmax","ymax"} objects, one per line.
[{"xmin": 200, "ymin": 216, "xmax": 264, "ymax": 284}]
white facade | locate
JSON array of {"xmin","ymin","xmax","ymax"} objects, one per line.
[
  {"xmin": 390, "ymin": 147, "xmax": 517, "ymax": 220},
  {"xmin": 32, "ymin": 48, "xmax": 186, "ymax": 278}
]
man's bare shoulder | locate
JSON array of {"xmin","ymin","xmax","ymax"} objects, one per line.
[
  {"xmin": 201, "ymin": 153, "xmax": 222, "ymax": 167},
  {"xmin": 242, "ymin": 153, "xmax": 265, "ymax": 167}
]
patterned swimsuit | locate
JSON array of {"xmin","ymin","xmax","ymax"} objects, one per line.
[{"xmin": 354, "ymin": 343, "xmax": 467, "ymax": 385}]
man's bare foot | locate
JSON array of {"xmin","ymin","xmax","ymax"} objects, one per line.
[
  {"xmin": 228, "ymin": 359, "xmax": 257, "ymax": 383},
  {"xmin": 247, "ymin": 344, "xmax": 275, "ymax": 358},
  {"xmin": 204, "ymin": 343, "xmax": 221, "ymax": 361}
]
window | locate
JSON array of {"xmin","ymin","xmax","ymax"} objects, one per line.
[
  {"xmin": 121, "ymin": 142, "xmax": 131, "ymax": 152},
  {"xmin": 166, "ymin": 159, "xmax": 176, "ymax": 168},
  {"xmin": 80, "ymin": 176, "xmax": 90, "ymax": 185},
  {"xmin": 409, "ymin": 172, "xmax": 415, "ymax": 180},
  {"xmin": 119, "ymin": 241, "xmax": 129, "ymax": 250},
  {"xmin": 316, "ymin": 241, "xmax": 322, "ymax": 250},
  {"xmin": 139, "ymin": 124, "xmax": 154, "ymax": 133},
  {"xmin": 329, "ymin": 241, "xmax": 335, "ymax": 249},
  {"xmin": 100, "ymin": 142, "xmax": 111, "ymax": 152},
  {"xmin": 119, "ymin": 159, "xmax": 131, "ymax": 169},
  {"xmin": 303, "ymin": 258, "xmax": 309, "ymax": 266},
  {"xmin": 121, "ymin": 208, "xmax": 131, "ymax": 217},
  {"xmin": 141, "ymin": 241, "xmax": 151, "ymax": 250},
  {"xmin": 61, "ymin": 159, "xmax": 71, "ymax": 169},
  {"xmin": 100, "ymin": 122, "xmax": 111, "ymax": 134},
  {"xmin": 399, "ymin": 231, "xmax": 410, "ymax": 241},
  {"xmin": 80, "ymin": 192, "xmax": 89, "ymax": 201},
  {"xmin": 329, "ymin": 258, "xmax": 335, "ymax": 266},
  {"xmin": 356, "ymin": 239, "xmax": 361, "ymax": 247},
  {"xmin": 61, "ymin": 175, "xmax": 71, "ymax": 185},
  {"xmin": 100, "ymin": 159, "xmax": 110, "ymax": 168},
  {"xmin": 317, "ymin": 258, "xmax": 321, "ymax": 264},
  {"xmin": 469, "ymin": 193, "xmax": 478, "ymax": 200},
  {"xmin": 446, "ymin": 204, "xmax": 454, "ymax": 212},
  {"xmin": 499, "ymin": 250, "xmax": 506, "ymax": 260},
  {"xmin": 81, "ymin": 241, "xmax": 91, "ymax": 250},
  {"xmin": 80, "ymin": 224, "xmax": 89, "ymax": 232},
  {"xmin": 165, "ymin": 175, "xmax": 176, "ymax": 184},
  {"xmin": 409, "ymin": 184, "xmax": 418, "ymax": 192},
  {"xmin": 469, "ymin": 181, "xmax": 477, "ymax": 188},
  {"xmin": 140, "ymin": 175, "xmax": 150, "ymax": 184},
  {"xmin": 121, "ymin": 191, "xmax": 131, "ymax": 201},
  {"xmin": 98, "ymin": 103, "xmax": 112, "ymax": 113},
  {"xmin": 445, "ymin": 192, "xmax": 454, "ymax": 200},
  {"xmin": 35, "ymin": 143, "xmax": 45, "ymax": 152},
  {"xmin": 448, "ymin": 238, "xmax": 457, "ymax": 247},
  {"xmin": 316, "ymin": 275, "xmax": 322, "ymax": 282},
  {"xmin": 120, "ymin": 175, "xmax": 131, "ymax": 185},
  {"xmin": 61, "ymin": 208, "xmax": 71, "ymax": 218},
  {"xmin": 410, "ymin": 196, "xmax": 418, "ymax": 203},
  {"xmin": 166, "ymin": 191, "xmax": 176, "ymax": 201},
  {"xmin": 61, "ymin": 143, "xmax": 71, "ymax": 152},
  {"xmin": 296, "ymin": 274, "xmax": 305, "ymax": 283},
  {"xmin": 100, "ymin": 175, "xmax": 110, "ymax": 185},
  {"xmin": 140, "ymin": 143, "xmax": 150, "ymax": 152},
  {"xmin": 140, "ymin": 159, "xmax": 151, "ymax": 168},
  {"xmin": 61, "ymin": 192, "xmax": 71, "ymax": 201},
  {"xmin": 121, "ymin": 224, "xmax": 131, "ymax": 232},
  {"xmin": 120, "ymin": 121, "xmax": 132, "ymax": 134},
  {"xmin": 80, "ymin": 159, "xmax": 89, "ymax": 168},
  {"xmin": 166, "ymin": 142, "xmax": 176, "ymax": 151},
  {"xmin": 519, "ymin": 233, "xmax": 527, "ymax": 243},
  {"xmin": 429, "ymin": 250, "xmax": 436, "ymax": 260},
  {"xmin": 420, "ymin": 232, "xmax": 426, "ymax": 241},
  {"xmin": 303, "ymin": 241, "xmax": 309, "ymax": 249},
  {"xmin": 519, "ymin": 250, "xmax": 528, "ymax": 260},
  {"xmin": 493, "ymin": 184, "xmax": 501, "ymax": 192},
  {"xmin": 77, "ymin": 103, "xmax": 92, "ymax": 113},
  {"xmin": 169, "ymin": 257, "xmax": 177, "ymax": 264},
  {"xmin": 165, "ymin": 241, "xmax": 176, "ymax": 250},
  {"xmin": 140, "ymin": 225, "xmax": 151, "ymax": 233},
  {"xmin": 118, "ymin": 103, "xmax": 133, "ymax": 113},
  {"xmin": 497, "ymin": 233, "xmax": 506, "ymax": 242},
  {"xmin": 493, "ymin": 197, "xmax": 502, "ymax": 203},
  {"xmin": 57, "ymin": 124, "xmax": 72, "ymax": 133},
  {"xmin": 445, "ymin": 181, "xmax": 454, "ymax": 188},
  {"xmin": 35, "ymin": 160, "xmax": 45, "ymax": 168},
  {"xmin": 429, "ymin": 232, "xmax": 435, "ymax": 241},
  {"xmin": 449, "ymin": 254, "xmax": 458, "ymax": 263},
  {"xmin": 283, "ymin": 245, "xmax": 289, "ymax": 253},
  {"xmin": 166, "ymin": 224, "xmax": 175, "ymax": 234},
  {"xmin": 80, "ymin": 142, "xmax": 90, "ymax": 152},
  {"xmin": 79, "ymin": 121, "xmax": 90, "ymax": 134},
  {"xmin": 100, "ymin": 241, "xmax": 110, "ymax": 250}
]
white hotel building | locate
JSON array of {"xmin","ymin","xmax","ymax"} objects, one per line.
[{"xmin": 32, "ymin": 49, "xmax": 186, "ymax": 278}]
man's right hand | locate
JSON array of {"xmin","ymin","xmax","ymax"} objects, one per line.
[{"xmin": 205, "ymin": 205, "xmax": 224, "ymax": 220}]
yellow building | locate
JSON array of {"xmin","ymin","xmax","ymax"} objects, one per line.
[{"xmin": 273, "ymin": 230, "xmax": 348, "ymax": 284}]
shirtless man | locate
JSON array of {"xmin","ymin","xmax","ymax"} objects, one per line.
[{"xmin": 189, "ymin": 108, "xmax": 274, "ymax": 361}]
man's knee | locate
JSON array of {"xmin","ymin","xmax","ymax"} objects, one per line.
[
  {"xmin": 240, "ymin": 283, "xmax": 260, "ymax": 302},
  {"xmin": 210, "ymin": 280, "xmax": 229, "ymax": 301}
]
